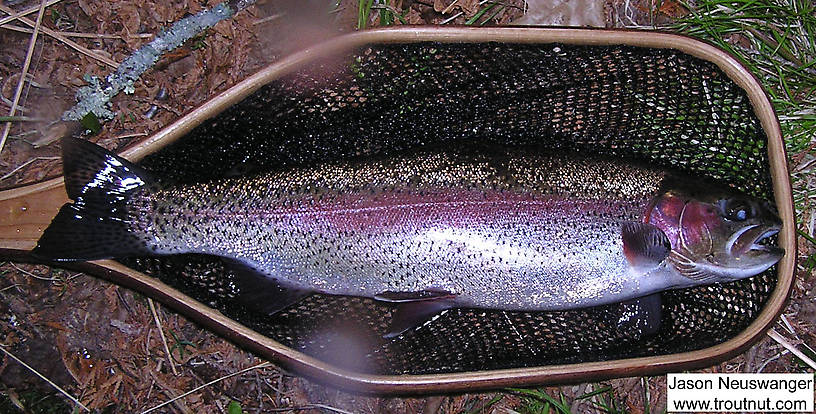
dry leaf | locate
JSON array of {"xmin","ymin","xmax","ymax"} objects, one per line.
[
  {"xmin": 76, "ymin": 0, "xmax": 95, "ymax": 19},
  {"xmin": 434, "ymin": 0, "xmax": 453, "ymax": 13},
  {"xmin": 460, "ymin": 0, "xmax": 480, "ymax": 14},
  {"xmin": 404, "ymin": 6, "xmax": 424, "ymax": 24},
  {"xmin": 42, "ymin": 321, "xmax": 68, "ymax": 331},
  {"xmin": 658, "ymin": 0, "xmax": 689, "ymax": 18}
]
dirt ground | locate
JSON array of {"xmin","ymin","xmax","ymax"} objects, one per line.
[{"xmin": 1, "ymin": 0, "xmax": 814, "ymax": 413}]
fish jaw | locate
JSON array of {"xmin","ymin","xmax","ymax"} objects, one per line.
[
  {"xmin": 718, "ymin": 223, "xmax": 784, "ymax": 278},
  {"xmin": 646, "ymin": 187, "xmax": 784, "ymax": 284}
]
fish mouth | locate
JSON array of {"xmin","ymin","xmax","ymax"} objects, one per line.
[{"xmin": 730, "ymin": 224, "xmax": 784, "ymax": 259}]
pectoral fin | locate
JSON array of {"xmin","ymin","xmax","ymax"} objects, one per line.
[
  {"xmin": 226, "ymin": 260, "xmax": 311, "ymax": 315},
  {"xmin": 622, "ymin": 222, "xmax": 671, "ymax": 271}
]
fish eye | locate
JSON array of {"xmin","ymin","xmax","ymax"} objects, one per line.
[{"xmin": 721, "ymin": 199, "xmax": 751, "ymax": 221}]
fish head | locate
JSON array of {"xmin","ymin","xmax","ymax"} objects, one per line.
[{"xmin": 646, "ymin": 185, "xmax": 783, "ymax": 284}]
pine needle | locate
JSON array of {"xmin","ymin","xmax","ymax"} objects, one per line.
[
  {"xmin": 0, "ymin": 3, "xmax": 118, "ymax": 68},
  {"xmin": 140, "ymin": 361, "xmax": 272, "ymax": 414},
  {"xmin": 0, "ymin": 0, "xmax": 63, "ymax": 27},
  {"xmin": 767, "ymin": 328, "xmax": 816, "ymax": 370},
  {"xmin": 0, "ymin": 156, "xmax": 59, "ymax": 181},
  {"xmin": 148, "ymin": 298, "xmax": 178, "ymax": 376},
  {"xmin": 1, "ymin": 24, "xmax": 153, "ymax": 40},
  {"xmin": 0, "ymin": 0, "xmax": 47, "ymax": 157},
  {"xmin": 0, "ymin": 345, "xmax": 90, "ymax": 412}
]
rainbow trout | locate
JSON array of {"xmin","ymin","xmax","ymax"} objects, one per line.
[{"xmin": 34, "ymin": 139, "xmax": 783, "ymax": 337}]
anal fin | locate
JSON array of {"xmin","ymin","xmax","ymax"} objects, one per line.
[
  {"xmin": 226, "ymin": 259, "xmax": 311, "ymax": 315},
  {"xmin": 384, "ymin": 298, "xmax": 455, "ymax": 339},
  {"xmin": 375, "ymin": 288, "xmax": 455, "ymax": 303}
]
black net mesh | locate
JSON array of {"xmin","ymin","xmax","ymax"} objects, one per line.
[{"xmin": 120, "ymin": 42, "xmax": 776, "ymax": 375}]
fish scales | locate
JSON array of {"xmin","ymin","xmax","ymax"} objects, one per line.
[
  {"xmin": 34, "ymin": 139, "xmax": 783, "ymax": 326},
  {"xmin": 129, "ymin": 151, "xmax": 667, "ymax": 310}
]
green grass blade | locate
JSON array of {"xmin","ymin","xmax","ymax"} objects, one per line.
[
  {"xmin": 577, "ymin": 385, "xmax": 613, "ymax": 400},
  {"xmin": 465, "ymin": 3, "xmax": 497, "ymax": 25},
  {"xmin": 480, "ymin": 4, "xmax": 506, "ymax": 26}
]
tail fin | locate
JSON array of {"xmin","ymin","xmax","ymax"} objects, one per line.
[{"xmin": 32, "ymin": 138, "xmax": 153, "ymax": 261}]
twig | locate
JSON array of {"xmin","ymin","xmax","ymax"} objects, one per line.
[
  {"xmin": 0, "ymin": 115, "xmax": 45, "ymax": 122},
  {"xmin": 143, "ymin": 378, "xmax": 155, "ymax": 405},
  {"xmin": 148, "ymin": 298, "xmax": 178, "ymax": 376},
  {"xmin": 132, "ymin": 97, "xmax": 182, "ymax": 116},
  {"xmin": 441, "ymin": 0, "xmax": 460, "ymax": 14},
  {"xmin": 23, "ymin": 121, "xmax": 74, "ymax": 148},
  {"xmin": 569, "ymin": 384, "xmax": 589, "ymax": 412},
  {"xmin": 111, "ymin": 132, "xmax": 148, "ymax": 140},
  {"xmin": 265, "ymin": 404, "xmax": 355, "ymax": 413},
  {"xmin": 8, "ymin": 263, "xmax": 61, "ymax": 283},
  {"xmin": 0, "ymin": 3, "xmax": 118, "ymax": 68},
  {"xmin": 1, "ymin": 23, "xmax": 153, "ymax": 40},
  {"xmin": 140, "ymin": 361, "xmax": 272, "ymax": 414},
  {"xmin": 642, "ymin": 377, "xmax": 651, "ymax": 412},
  {"xmin": 0, "ymin": 0, "xmax": 64, "ymax": 27},
  {"xmin": 440, "ymin": 11, "xmax": 463, "ymax": 24},
  {"xmin": 62, "ymin": 30, "xmax": 152, "ymax": 40},
  {"xmin": 62, "ymin": 1, "xmax": 250, "ymax": 122},
  {"xmin": 0, "ymin": 101, "xmax": 27, "ymax": 113},
  {"xmin": 757, "ymin": 351, "xmax": 784, "ymax": 373},
  {"xmin": 0, "ymin": 345, "xmax": 90, "ymax": 412},
  {"xmin": 147, "ymin": 370, "xmax": 194, "ymax": 414},
  {"xmin": 779, "ymin": 314, "xmax": 798, "ymax": 337},
  {"xmin": 767, "ymin": 329, "xmax": 816, "ymax": 370},
  {"xmin": 114, "ymin": 287, "xmax": 132, "ymax": 314},
  {"xmin": 0, "ymin": 0, "xmax": 47, "ymax": 157},
  {"xmin": 424, "ymin": 396, "xmax": 445, "ymax": 414},
  {"xmin": 0, "ymin": 156, "xmax": 60, "ymax": 181},
  {"xmin": 309, "ymin": 404, "xmax": 355, "ymax": 414},
  {"xmin": 252, "ymin": 13, "xmax": 282, "ymax": 25}
]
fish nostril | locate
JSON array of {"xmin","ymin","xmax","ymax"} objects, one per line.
[{"xmin": 764, "ymin": 201, "xmax": 781, "ymax": 219}]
